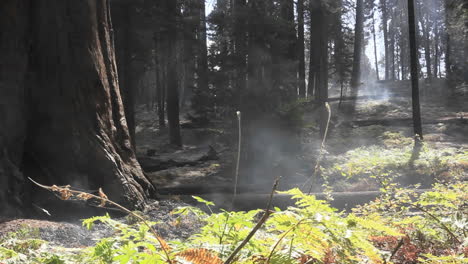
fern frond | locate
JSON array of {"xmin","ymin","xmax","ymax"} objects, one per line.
[{"xmin": 177, "ymin": 248, "xmax": 223, "ymax": 264}]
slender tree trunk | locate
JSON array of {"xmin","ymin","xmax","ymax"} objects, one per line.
[
  {"xmin": 407, "ymin": 0, "xmax": 423, "ymax": 138},
  {"xmin": 308, "ymin": 1, "xmax": 329, "ymax": 137},
  {"xmin": 444, "ymin": 1, "xmax": 452, "ymax": 80},
  {"xmin": 297, "ymin": 0, "xmax": 306, "ymax": 97},
  {"xmin": 274, "ymin": 0, "xmax": 297, "ymax": 99},
  {"xmin": 381, "ymin": 0, "xmax": 390, "ymax": 80},
  {"xmin": 166, "ymin": 0, "xmax": 182, "ymax": 147},
  {"xmin": 389, "ymin": 19, "xmax": 396, "ymax": 80},
  {"xmin": 154, "ymin": 33, "xmax": 166, "ymax": 128},
  {"xmin": 351, "ymin": 0, "xmax": 364, "ymax": 89},
  {"xmin": 181, "ymin": 1, "xmax": 196, "ymax": 108},
  {"xmin": 308, "ymin": 1, "xmax": 321, "ymax": 99},
  {"xmin": 400, "ymin": 39, "xmax": 406, "ymax": 80},
  {"xmin": 434, "ymin": 24, "xmax": 439, "ymax": 78},
  {"xmin": 318, "ymin": 16, "xmax": 329, "ymax": 139},
  {"xmin": 234, "ymin": 0, "xmax": 247, "ymax": 109},
  {"xmin": 419, "ymin": 7, "xmax": 432, "ymax": 79},
  {"xmin": 372, "ymin": 12, "xmax": 380, "ymax": 81},
  {"xmin": 396, "ymin": 44, "xmax": 401, "ymax": 80},
  {"xmin": 196, "ymin": 0, "xmax": 210, "ymax": 116},
  {"xmin": 399, "ymin": 9, "xmax": 408, "ymax": 80},
  {"xmin": 334, "ymin": 0, "xmax": 345, "ymax": 105}
]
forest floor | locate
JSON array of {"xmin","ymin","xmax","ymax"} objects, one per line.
[
  {"xmin": 1, "ymin": 79, "xmax": 467, "ymax": 249},
  {"xmin": 137, "ymin": 78, "xmax": 467, "ymax": 196}
]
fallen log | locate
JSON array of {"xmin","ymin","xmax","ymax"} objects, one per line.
[
  {"xmin": 160, "ymin": 189, "xmax": 429, "ymax": 212},
  {"xmin": 348, "ymin": 117, "xmax": 467, "ymax": 127}
]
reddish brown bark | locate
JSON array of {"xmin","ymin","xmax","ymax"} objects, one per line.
[{"xmin": 0, "ymin": 0, "xmax": 155, "ymax": 215}]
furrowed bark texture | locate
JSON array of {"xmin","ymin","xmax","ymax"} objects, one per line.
[
  {"xmin": 0, "ymin": 0, "xmax": 155, "ymax": 215},
  {"xmin": 0, "ymin": 0, "xmax": 31, "ymax": 215}
]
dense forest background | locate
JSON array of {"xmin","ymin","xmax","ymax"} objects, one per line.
[
  {"xmin": 0, "ymin": 0, "xmax": 467, "ymax": 263},
  {"xmin": 0, "ymin": 0, "xmax": 467, "ymax": 215}
]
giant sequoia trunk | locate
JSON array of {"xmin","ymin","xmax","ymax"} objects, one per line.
[
  {"xmin": 0, "ymin": 0, "xmax": 155, "ymax": 215},
  {"xmin": 112, "ymin": 1, "xmax": 136, "ymax": 149}
]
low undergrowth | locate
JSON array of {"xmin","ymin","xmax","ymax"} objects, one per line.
[
  {"xmin": 324, "ymin": 132, "xmax": 468, "ymax": 191},
  {"xmin": 1, "ymin": 180, "xmax": 467, "ymax": 264}
]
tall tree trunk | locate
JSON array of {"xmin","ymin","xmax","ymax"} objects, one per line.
[
  {"xmin": 399, "ymin": 8, "xmax": 408, "ymax": 80},
  {"xmin": 113, "ymin": 2, "xmax": 136, "ymax": 149},
  {"xmin": 0, "ymin": 0, "xmax": 155, "ymax": 215},
  {"xmin": 407, "ymin": 0, "xmax": 423, "ymax": 138},
  {"xmin": 308, "ymin": 1, "xmax": 322, "ymax": 99},
  {"xmin": 166, "ymin": 0, "xmax": 182, "ymax": 147},
  {"xmin": 444, "ymin": 0, "xmax": 452, "ymax": 81},
  {"xmin": 181, "ymin": 1, "xmax": 196, "ymax": 108},
  {"xmin": 351, "ymin": 0, "xmax": 364, "ymax": 89},
  {"xmin": 271, "ymin": 0, "xmax": 297, "ymax": 99},
  {"xmin": 297, "ymin": 0, "xmax": 306, "ymax": 97},
  {"xmin": 396, "ymin": 44, "xmax": 400, "ymax": 80},
  {"xmin": 154, "ymin": 32, "xmax": 166, "ymax": 128},
  {"xmin": 0, "ymin": 0, "xmax": 30, "ymax": 215},
  {"xmin": 433, "ymin": 24, "xmax": 439, "ymax": 78},
  {"xmin": 308, "ymin": 1, "xmax": 329, "ymax": 137},
  {"xmin": 234, "ymin": 0, "xmax": 247, "ymax": 109},
  {"xmin": 334, "ymin": 0, "xmax": 346, "ymax": 105},
  {"xmin": 389, "ymin": 18, "xmax": 396, "ymax": 80},
  {"xmin": 318, "ymin": 16, "xmax": 329, "ymax": 139},
  {"xmin": 419, "ymin": 7, "xmax": 432, "ymax": 79},
  {"xmin": 195, "ymin": 0, "xmax": 210, "ymax": 117},
  {"xmin": 380, "ymin": 0, "xmax": 390, "ymax": 80},
  {"xmin": 400, "ymin": 39, "xmax": 406, "ymax": 80},
  {"xmin": 372, "ymin": 12, "xmax": 380, "ymax": 81}
]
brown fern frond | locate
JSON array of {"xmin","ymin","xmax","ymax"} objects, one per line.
[
  {"xmin": 177, "ymin": 248, "xmax": 222, "ymax": 264},
  {"xmin": 157, "ymin": 235, "xmax": 171, "ymax": 252}
]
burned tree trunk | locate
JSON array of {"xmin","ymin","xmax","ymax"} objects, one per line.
[
  {"xmin": 112, "ymin": 1, "xmax": 136, "ymax": 149},
  {"xmin": 0, "ymin": 0, "xmax": 30, "ymax": 215},
  {"xmin": 0, "ymin": 0, "xmax": 155, "ymax": 215},
  {"xmin": 407, "ymin": 0, "xmax": 423, "ymax": 138}
]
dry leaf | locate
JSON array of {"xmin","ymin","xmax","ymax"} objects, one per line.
[
  {"xmin": 77, "ymin": 192, "xmax": 93, "ymax": 201},
  {"xmin": 177, "ymin": 248, "xmax": 222, "ymax": 264},
  {"xmin": 98, "ymin": 187, "xmax": 108, "ymax": 207}
]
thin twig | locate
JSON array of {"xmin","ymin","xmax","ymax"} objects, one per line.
[
  {"xmin": 266, "ymin": 219, "xmax": 309, "ymax": 263},
  {"xmin": 303, "ymin": 102, "xmax": 332, "ymax": 194},
  {"xmin": 224, "ymin": 177, "xmax": 280, "ymax": 264},
  {"xmin": 412, "ymin": 203, "xmax": 461, "ymax": 244},
  {"xmin": 219, "ymin": 213, "xmax": 231, "ymax": 257},
  {"xmin": 28, "ymin": 177, "xmax": 174, "ymax": 264},
  {"xmin": 385, "ymin": 238, "xmax": 404, "ymax": 264}
]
